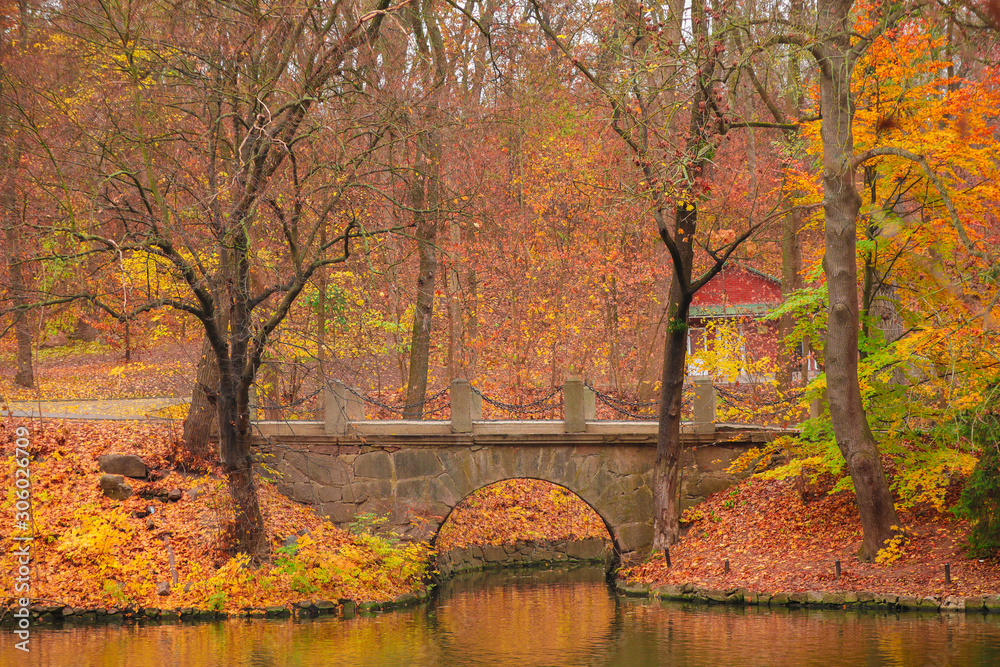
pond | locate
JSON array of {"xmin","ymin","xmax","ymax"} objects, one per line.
[{"xmin": 4, "ymin": 567, "xmax": 1000, "ymax": 666}]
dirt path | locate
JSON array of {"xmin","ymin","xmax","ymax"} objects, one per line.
[{"xmin": 2, "ymin": 397, "xmax": 190, "ymax": 420}]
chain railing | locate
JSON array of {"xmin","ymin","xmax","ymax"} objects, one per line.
[
  {"xmin": 584, "ymin": 381, "xmax": 659, "ymax": 419},
  {"xmin": 343, "ymin": 385, "xmax": 451, "ymax": 417},
  {"xmin": 469, "ymin": 384, "xmax": 564, "ymax": 417},
  {"xmin": 714, "ymin": 383, "xmax": 808, "ymax": 424},
  {"xmin": 259, "ymin": 376, "xmax": 809, "ymax": 427}
]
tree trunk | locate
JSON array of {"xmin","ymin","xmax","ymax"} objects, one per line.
[
  {"xmin": 4, "ymin": 225, "xmax": 33, "ymax": 388},
  {"xmin": 182, "ymin": 333, "xmax": 220, "ymax": 461},
  {"xmin": 445, "ymin": 219, "xmax": 464, "ymax": 382},
  {"xmin": 777, "ymin": 205, "xmax": 803, "ymax": 388},
  {"xmin": 403, "ymin": 130, "xmax": 441, "ymax": 419},
  {"xmin": 217, "ymin": 388, "xmax": 268, "ymax": 561},
  {"xmin": 2, "ymin": 6, "xmax": 33, "ymax": 388},
  {"xmin": 817, "ymin": 0, "xmax": 900, "ymax": 561},
  {"xmin": 652, "ymin": 203, "xmax": 696, "ymax": 552}
]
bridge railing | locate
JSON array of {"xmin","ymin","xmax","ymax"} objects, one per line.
[{"xmin": 322, "ymin": 377, "xmax": 718, "ymax": 436}]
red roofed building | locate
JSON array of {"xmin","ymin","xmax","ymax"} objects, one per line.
[{"xmin": 686, "ymin": 262, "xmax": 817, "ymax": 382}]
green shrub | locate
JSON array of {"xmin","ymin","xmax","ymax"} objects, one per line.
[{"xmin": 953, "ymin": 399, "xmax": 1000, "ymax": 558}]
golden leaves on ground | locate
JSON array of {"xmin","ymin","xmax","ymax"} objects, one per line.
[
  {"xmin": 0, "ymin": 418, "xmax": 429, "ymax": 611},
  {"xmin": 623, "ymin": 477, "xmax": 1000, "ymax": 597},
  {"xmin": 437, "ymin": 479, "xmax": 609, "ymax": 550}
]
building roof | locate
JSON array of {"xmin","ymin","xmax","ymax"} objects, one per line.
[{"xmin": 689, "ymin": 262, "xmax": 782, "ymax": 319}]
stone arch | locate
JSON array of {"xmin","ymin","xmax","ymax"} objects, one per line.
[
  {"xmin": 432, "ymin": 477, "xmax": 619, "ymax": 553},
  {"xmin": 374, "ymin": 443, "xmax": 655, "ymax": 558}
]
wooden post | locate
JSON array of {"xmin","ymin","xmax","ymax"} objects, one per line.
[
  {"xmin": 324, "ymin": 381, "xmax": 363, "ymax": 436},
  {"xmin": 564, "ymin": 377, "xmax": 591, "ymax": 433},
  {"xmin": 450, "ymin": 379, "xmax": 481, "ymax": 433},
  {"xmin": 692, "ymin": 376, "xmax": 716, "ymax": 434}
]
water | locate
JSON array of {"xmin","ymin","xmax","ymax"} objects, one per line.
[{"xmin": 4, "ymin": 567, "xmax": 999, "ymax": 666}]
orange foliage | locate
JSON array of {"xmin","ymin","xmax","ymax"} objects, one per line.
[
  {"xmin": 436, "ymin": 479, "xmax": 609, "ymax": 550},
  {"xmin": 0, "ymin": 418, "xmax": 429, "ymax": 611}
]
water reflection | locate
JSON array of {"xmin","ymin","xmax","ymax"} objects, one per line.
[{"xmin": 3, "ymin": 566, "xmax": 999, "ymax": 666}]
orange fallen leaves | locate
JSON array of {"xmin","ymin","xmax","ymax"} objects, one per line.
[
  {"xmin": 0, "ymin": 418, "xmax": 429, "ymax": 612},
  {"xmin": 623, "ymin": 477, "xmax": 1000, "ymax": 597},
  {"xmin": 437, "ymin": 479, "xmax": 609, "ymax": 550}
]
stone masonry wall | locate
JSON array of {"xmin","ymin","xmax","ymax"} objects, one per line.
[
  {"xmin": 435, "ymin": 538, "xmax": 613, "ymax": 577},
  {"xmin": 259, "ymin": 440, "xmax": 757, "ymax": 559}
]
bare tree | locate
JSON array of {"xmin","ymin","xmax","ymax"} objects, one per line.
[
  {"xmin": 531, "ymin": 0, "xmax": 781, "ymax": 553},
  {"xmin": 16, "ymin": 0, "xmax": 402, "ymax": 559}
]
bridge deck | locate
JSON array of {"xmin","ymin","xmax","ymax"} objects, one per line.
[{"xmin": 248, "ymin": 420, "xmax": 793, "ymax": 448}]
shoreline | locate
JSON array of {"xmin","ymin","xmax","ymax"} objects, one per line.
[
  {"xmin": 7, "ymin": 561, "xmax": 1000, "ymax": 628},
  {"xmin": 613, "ymin": 579, "xmax": 1000, "ymax": 613}
]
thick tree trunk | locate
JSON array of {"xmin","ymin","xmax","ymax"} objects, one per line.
[
  {"xmin": 182, "ymin": 333, "xmax": 220, "ymax": 460},
  {"xmin": 217, "ymin": 389, "xmax": 268, "ymax": 560},
  {"xmin": 817, "ymin": 0, "xmax": 899, "ymax": 561},
  {"xmin": 652, "ymin": 203, "xmax": 696, "ymax": 553}
]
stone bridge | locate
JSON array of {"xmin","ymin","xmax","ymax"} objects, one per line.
[{"xmin": 253, "ymin": 380, "xmax": 787, "ymax": 561}]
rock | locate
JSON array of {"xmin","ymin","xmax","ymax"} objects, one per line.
[
  {"xmin": 941, "ymin": 596, "xmax": 965, "ymax": 612},
  {"xmin": 654, "ymin": 584, "xmax": 690, "ymax": 600},
  {"xmin": 100, "ymin": 474, "xmax": 133, "ymax": 500},
  {"xmin": 769, "ymin": 592, "xmax": 790, "ymax": 606},
  {"xmin": 788, "ymin": 592, "xmax": 809, "ymax": 605},
  {"xmin": 146, "ymin": 519, "xmax": 156, "ymax": 531},
  {"xmin": 40, "ymin": 332, "xmax": 68, "ymax": 349},
  {"xmin": 984, "ymin": 595, "xmax": 1000, "ymax": 612},
  {"xmin": 821, "ymin": 592, "xmax": 846, "ymax": 606},
  {"xmin": 621, "ymin": 582, "xmax": 650, "ymax": 597},
  {"xmin": 920, "ymin": 597, "xmax": 941, "ymax": 611},
  {"xmin": 566, "ymin": 538, "xmax": 607, "ymax": 561},
  {"xmin": 483, "ymin": 544, "xmax": 507, "ymax": 563},
  {"xmin": 98, "ymin": 454, "xmax": 147, "ymax": 479},
  {"xmin": 156, "ymin": 582, "xmax": 171, "ymax": 596},
  {"xmin": 68, "ymin": 318, "xmax": 100, "ymax": 343},
  {"xmin": 965, "ymin": 596, "xmax": 985, "ymax": 611},
  {"xmin": 167, "ymin": 488, "xmax": 183, "ymax": 502},
  {"xmin": 698, "ymin": 588, "xmax": 730, "ymax": 603},
  {"xmin": 186, "ymin": 486, "xmax": 205, "ymax": 500},
  {"xmin": 897, "ymin": 595, "xmax": 921, "ymax": 610}
]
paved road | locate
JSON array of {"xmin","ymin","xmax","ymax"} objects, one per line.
[{"xmin": 1, "ymin": 397, "xmax": 190, "ymax": 420}]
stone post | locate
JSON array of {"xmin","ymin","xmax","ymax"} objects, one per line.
[
  {"xmin": 324, "ymin": 380, "xmax": 364, "ymax": 436},
  {"xmin": 450, "ymin": 379, "xmax": 482, "ymax": 433},
  {"xmin": 692, "ymin": 376, "xmax": 715, "ymax": 434},
  {"xmin": 564, "ymin": 377, "xmax": 595, "ymax": 433},
  {"xmin": 809, "ymin": 388, "xmax": 828, "ymax": 420}
]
